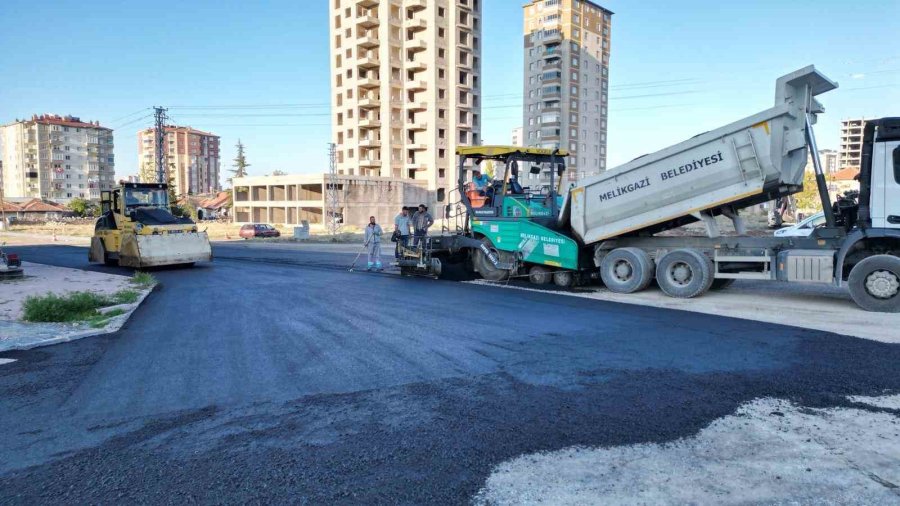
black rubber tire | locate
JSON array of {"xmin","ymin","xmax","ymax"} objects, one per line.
[
  {"xmin": 529, "ymin": 265, "xmax": 552, "ymax": 285},
  {"xmin": 848, "ymin": 255, "xmax": 900, "ymax": 313},
  {"xmin": 553, "ymin": 271, "xmax": 574, "ymax": 288},
  {"xmin": 710, "ymin": 278, "xmax": 736, "ymax": 291},
  {"xmin": 599, "ymin": 247, "xmax": 654, "ymax": 294},
  {"xmin": 656, "ymin": 249, "xmax": 714, "ymax": 298},
  {"xmin": 473, "ymin": 237, "xmax": 512, "ymax": 282}
]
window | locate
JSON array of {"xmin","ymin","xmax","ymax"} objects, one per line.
[{"xmin": 894, "ymin": 146, "xmax": 900, "ymax": 184}]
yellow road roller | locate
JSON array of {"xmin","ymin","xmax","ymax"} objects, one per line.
[{"xmin": 89, "ymin": 182, "xmax": 212, "ymax": 268}]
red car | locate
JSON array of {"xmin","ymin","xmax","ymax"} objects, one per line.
[{"xmin": 239, "ymin": 223, "xmax": 281, "ymax": 239}]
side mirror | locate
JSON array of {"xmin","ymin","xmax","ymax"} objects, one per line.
[{"xmin": 530, "ymin": 165, "xmax": 541, "ymax": 174}]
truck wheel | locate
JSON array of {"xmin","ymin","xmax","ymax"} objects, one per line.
[
  {"xmin": 600, "ymin": 247, "xmax": 654, "ymax": 293},
  {"xmin": 656, "ymin": 249, "xmax": 714, "ymax": 298},
  {"xmin": 848, "ymin": 255, "xmax": 900, "ymax": 312},
  {"xmin": 553, "ymin": 271, "xmax": 574, "ymax": 288},
  {"xmin": 710, "ymin": 278, "xmax": 736, "ymax": 291},
  {"xmin": 473, "ymin": 237, "xmax": 511, "ymax": 281},
  {"xmin": 529, "ymin": 265, "xmax": 552, "ymax": 285}
]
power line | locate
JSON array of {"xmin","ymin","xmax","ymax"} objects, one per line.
[{"xmin": 109, "ymin": 107, "xmax": 152, "ymax": 123}]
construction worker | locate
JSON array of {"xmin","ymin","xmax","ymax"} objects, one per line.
[
  {"xmin": 364, "ymin": 216, "xmax": 383, "ymax": 271},
  {"xmin": 393, "ymin": 207, "xmax": 411, "ymax": 258},
  {"xmin": 472, "ymin": 169, "xmax": 491, "ymax": 191},
  {"xmin": 411, "ymin": 204, "xmax": 433, "ymax": 249}
]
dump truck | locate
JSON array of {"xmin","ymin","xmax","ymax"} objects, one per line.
[
  {"xmin": 89, "ymin": 182, "xmax": 212, "ymax": 268},
  {"xmin": 437, "ymin": 66, "xmax": 899, "ymax": 312}
]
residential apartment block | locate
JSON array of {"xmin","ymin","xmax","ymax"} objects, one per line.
[
  {"xmin": 839, "ymin": 118, "xmax": 867, "ymax": 170},
  {"xmin": 511, "ymin": 126, "xmax": 524, "ymax": 147},
  {"xmin": 0, "ymin": 115, "xmax": 115, "ymax": 202},
  {"xmin": 807, "ymin": 148, "xmax": 838, "ymax": 175},
  {"xmin": 523, "ymin": 0, "xmax": 611, "ymax": 184},
  {"xmin": 138, "ymin": 126, "xmax": 221, "ymax": 195},
  {"xmin": 330, "ymin": 0, "xmax": 482, "ymax": 197}
]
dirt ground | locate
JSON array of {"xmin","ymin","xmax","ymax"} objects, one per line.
[{"xmin": 0, "ymin": 262, "xmax": 133, "ymax": 321}]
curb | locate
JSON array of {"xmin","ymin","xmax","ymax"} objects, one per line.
[{"xmin": 0, "ymin": 284, "xmax": 156, "ymax": 353}]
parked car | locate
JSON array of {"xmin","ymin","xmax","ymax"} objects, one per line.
[
  {"xmin": 239, "ymin": 223, "xmax": 281, "ymax": 239},
  {"xmin": 773, "ymin": 211, "xmax": 826, "ymax": 237}
]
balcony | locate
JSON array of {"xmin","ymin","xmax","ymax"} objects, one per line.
[
  {"xmin": 542, "ymin": 31, "xmax": 562, "ymax": 45},
  {"xmin": 406, "ymin": 39, "xmax": 427, "ymax": 53},
  {"xmin": 356, "ymin": 0, "xmax": 378, "ymax": 7},
  {"xmin": 407, "ymin": 101, "xmax": 428, "ymax": 111},
  {"xmin": 406, "ymin": 79, "xmax": 427, "ymax": 91},
  {"xmin": 356, "ymin": 14, "xmax": 380, "ymax": 29},
  {"xmin": 404, "ymin": 17, "xmax": 427, "ymax": 32},
  {"xmin": 543, "ymin": 59, "xmax": 562, "ymax": 71},
  {"xmin": 357, "ymin": 55, "xmax": 380, "ymax": 69},
  {"xmin": 406, "ymin": 0, "xmax": 427, "ymax": 11},
  {"xmin": 407, "ymin": 143, "xmax": 428, "ymax": 151},
  {"xmin": 406, "ymin": 121, "xmax": 427, "ymax": 131},
  {"xmin": 404, "ymin": 59, "xmax": 426, "ymax": 72},
  {"xmin": 357, "ymin": 35, "xmax": 380, "ymax": 49},
  {"xmin": 358, "ymin": 118, "xmax": 382, "ymax": 129},
  {"xmin": 358, "ymin": 97, "xmax": 381, "ymax": 109},
  {"xmin": 541, "ymin": 49, "xmax": 561, "ymax": 60},
  {"xmin": 358, "ymin": 138, "xmax": 381, "ymax": 148},
  {"xmin": 406, "ymin": 161, "xmax": 428, "ymax": 171},
  {"xmin": 358, "ymin": 77, "xmax": 380, "ymax": 89},
  {"xmin": 359, "ymin": 158, "xmax": 382, "ymax": 168}
]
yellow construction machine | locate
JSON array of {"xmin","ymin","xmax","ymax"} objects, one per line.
[{"xmin": 89, "ymin": 182, "xmax": 212, "ymax": 268}]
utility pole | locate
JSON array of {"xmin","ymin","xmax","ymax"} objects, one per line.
[
  {"xmin": 153, "ymin": 106, "xmax": 168, "ymax": 184},
  {"xmin": 326, "ymin": 143, "xmax": 341, "ymax": 237}
]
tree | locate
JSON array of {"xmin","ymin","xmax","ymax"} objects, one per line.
[
  {"xmin": 68, "ymin": 197, "xmax": 90, "ymax": 217},
  {"xmin": 139, "ymin": 161, "xmax": 157, "ymax": 183},
  {"xmin": 229, "ymin": 140, "xmax": 250, "ymax": 184},
  {"xmin": 794, "ymin": 169, "xmax": 826, "ymax": 214}
]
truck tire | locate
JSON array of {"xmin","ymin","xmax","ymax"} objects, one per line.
[
  {"xmin": 473, "ymin": 237, "xmax": 512, "ymax": 282},
  {"xmin": 529, "ymin": 265, "xmax": 551, "ymax": 285},
  {"xmin": 656, "ymin": 249, "xmax": 714, "ymax": 298},
  {"xmin": 553, "ymin": 270, "xmax": 574, "ymax": 288},
  {"xmin": 600, "ymin": 247, "xmax": 654, "ymax": 294},
  {"xmin": 848, "ymin": 255, "xmax": 900, "ymax": 313},
  {"xmin": 710, "ymin": 278, "xmax": 736, "ymax": 291}
]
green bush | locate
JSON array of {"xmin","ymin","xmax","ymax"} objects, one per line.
[
  {"xmin": 22, "ymin": 292, "xmax": 110, "ymax": 322},
  {"xmin": 131, "ymin": 271, "xmax": 157, "ymax": 287},
  {"xmin": 112, "ymin": 289, "xmax": 139, "ymax": 304}
]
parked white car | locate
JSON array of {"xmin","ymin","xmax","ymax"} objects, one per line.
[{"xmin": 774, "ymin": 212, "xmax": 826, "ymax": 237}]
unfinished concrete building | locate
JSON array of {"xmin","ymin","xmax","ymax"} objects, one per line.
[{"xmin": 231, "ymin": 173, "xmax": 432, "ymax": 228}]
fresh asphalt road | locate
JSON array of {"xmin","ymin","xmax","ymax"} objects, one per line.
[{"xmin": 2, "ymin": 242, "xmax": 899, "ymax": 504}]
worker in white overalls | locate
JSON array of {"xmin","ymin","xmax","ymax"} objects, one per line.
[{"xmin": 364, "ymin": 216, "xmax": 383, "ymax": 271}]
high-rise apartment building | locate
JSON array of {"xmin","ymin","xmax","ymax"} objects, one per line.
[
  {"xmin": 839, "ymin": 118, "xmax": 867, "ymax": 170},
  {"xmin": 138, "ymin": 126, "xmax": 221, "ymax": 195},
  {"xmin": 511, "ymin": 126, "xmax": 524, "ymax": 147},
  {"xmin": 330, "ymin": 0, "xmax": 482, "ymax": 195},
  {"xmin": 523, "ymin": 0, "xmax": 611, "ymax": 185},
  {"xmin": 0, "ymin": 115, "xmax": 115, "ymax": 202},
  {"xmin": 807, "ymin": 148, "xmax": 838, "ymax": 174}
]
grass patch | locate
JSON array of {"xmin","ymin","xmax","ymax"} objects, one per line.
[
  {"xmin": 131, "ymin": 271, "xmax": 157, "ymax": 287},
  {"xmin": 111, "ymin": 289, "xmax": 139, "ymax": 305},
  {"xmin": 86, "ymin": 308, "xmax": 126, "ymax": 329},
  {"xmin": 23, "ymin": 292, "xmax": 110, "ymax": 323},
  {"xmin": 22, "ymin": 289, "xmax": 142, "ymax": 323}
]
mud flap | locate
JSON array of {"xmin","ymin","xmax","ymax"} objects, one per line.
[{"xmin": 119, "ymin": 232, "xmax": 212, "ymax": 268}]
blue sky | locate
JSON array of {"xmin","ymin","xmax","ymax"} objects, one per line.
[{"xmin": 1, "ymin": 0, "xmax": 897, "ymax": 184}]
